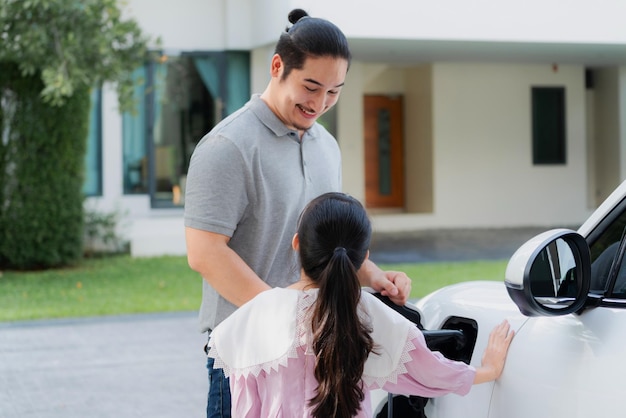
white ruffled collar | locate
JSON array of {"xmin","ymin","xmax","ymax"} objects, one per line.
[{"xmin": 207, "ymin": 288, "xmax": 417, "ymax": 388}]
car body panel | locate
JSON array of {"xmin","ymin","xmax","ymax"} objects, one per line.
[
  {"xmin": 419, "ymin": 283, "xmax": 626, "ymax": 418},
  {"xmin": 416, "ymin": 180, "xmax": 626, "ymax": 418},
  {"xmin": 578, "ymin": 180, "xmax": 626, "ymax": 237},
  {"xmin": 415, "ymin": 282, "xmax": 526, "ymax": 418},
  {"xmin": 369, "ymin": 281, "xmax": 526, "ymax": 416},
  {"xmin": 489, "ymin": 307, "xmax": 626, "ymax": 418},
  {"xmin": 373, "ymin": 180, "xmax": 626, "ymax": 417}
]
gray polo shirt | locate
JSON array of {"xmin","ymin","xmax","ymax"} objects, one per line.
[{"xmin": 184, "ymin": 95, "xmax": 342, "ymax": 332}]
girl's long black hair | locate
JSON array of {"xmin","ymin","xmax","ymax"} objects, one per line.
[{"xmin": 297, "ymin": 192, "xmax": 374, "ymax": 418}]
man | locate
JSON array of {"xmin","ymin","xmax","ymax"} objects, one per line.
[{"xmin": 184, "ymin": 8, "xmax": 412, "ymax": 417}]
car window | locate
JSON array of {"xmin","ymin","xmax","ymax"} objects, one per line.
[
  {"xmin": 610, "ymin": 257, "xmax": 626, "ymax": 296},
  {"xmin": 589, "ymin": 207, "xmax": 626, "ymax": 296}
]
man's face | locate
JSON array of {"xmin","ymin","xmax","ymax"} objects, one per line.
[{"xmin": 269, "ymin": 55, "xmax": 348, "ymax": 134}]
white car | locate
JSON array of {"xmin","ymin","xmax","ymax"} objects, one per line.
[{"xmin": 372, "ymin": 179, "xmax": 626, "ymax": 418}]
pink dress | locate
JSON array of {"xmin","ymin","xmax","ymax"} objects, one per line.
[{"xmin": 208, "ymin": 288, "xmax": 475, "ymax": 417}]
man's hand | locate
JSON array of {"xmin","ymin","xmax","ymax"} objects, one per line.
[
  {"xmin": 371, "ymin": 269, "xmax": 412, "ymax": 305},
  {"xmin": 359, "ymin": 259, "xmax": 412, "ymax": 305}
]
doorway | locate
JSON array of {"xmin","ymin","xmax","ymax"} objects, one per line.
[{"xmin": 363, "ymin": 95, "xmax": 405, "ymax": 209}]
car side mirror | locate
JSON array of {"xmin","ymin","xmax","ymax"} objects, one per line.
[{"xmin": 505, "ymin": 229, "xmax": 591, "ymax": 316}]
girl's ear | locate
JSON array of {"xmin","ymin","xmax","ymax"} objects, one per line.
[{"xmin": 292, "ymin": 233, "xmax": 300, "ymax": 251}]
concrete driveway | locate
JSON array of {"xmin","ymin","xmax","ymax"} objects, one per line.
[{"xmin": 0, "ymin": 312, "xmax": 207, "ymax": 418}]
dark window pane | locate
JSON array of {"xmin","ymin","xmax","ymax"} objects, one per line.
[
  {"xmin": 83, "ymin": 88, "xmax": 102, "ymax": 196},
  {"xmin": 122, "ymin": 66, "xmax": 148, "ymax": 194},
  {"xmin": 532, "ymin": 87, "xmax": 566, "ymax": 165},
  {"xmin": 377, "ymin": 109, "xmax": 392, "ymax": 195}
]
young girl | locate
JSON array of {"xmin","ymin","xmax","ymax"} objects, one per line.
[{"xmin": 208, "ymin": 192, "xmax": 514, "ymax": 417}]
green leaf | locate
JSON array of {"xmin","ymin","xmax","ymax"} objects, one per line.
[{"xmin": 0, "ymin": 0, "xmax": 158, "ymax": 112}]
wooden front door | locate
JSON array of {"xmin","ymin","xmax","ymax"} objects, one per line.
[{"xmin": 364, "ymin": 95, "xmax": 404, "ymax": 208}]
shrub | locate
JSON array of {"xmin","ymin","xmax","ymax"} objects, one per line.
[
  {"xmin": 0, "ymin": 63, "xmax": 89, "ymax": 269},
  {"xmin": 83, "ymin": 207, "xmax": 130, "ymax": 257}
]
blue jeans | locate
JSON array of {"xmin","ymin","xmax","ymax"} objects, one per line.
[{"xmin": 206, "ymin": 343, "xmax": 231, "ymax": 418}]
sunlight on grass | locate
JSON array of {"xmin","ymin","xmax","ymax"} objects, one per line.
[{"xmin": 0, "ymin": 256, "xmax": 508, "ymax": 321}]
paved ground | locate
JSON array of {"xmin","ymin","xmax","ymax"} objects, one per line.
[
  {"xmin": 368, "ymin": 226, "xmax": 551, "ymax": 264},
  {"xmin": 0, "ymin": 226, "xmax": 559, "ymax": 418},
  {"xmin": 0, "ymin": 312, "xmax": 207, "ymax": 418}
]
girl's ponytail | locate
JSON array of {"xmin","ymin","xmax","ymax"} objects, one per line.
[{"xmin": 297, "ymin": 193, "xmax": 374, "ymax": 418}]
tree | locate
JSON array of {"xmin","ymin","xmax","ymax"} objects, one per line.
[
  {"xmin": 0, "ymin": 0, "xmax": 155, "ymax": 111},
  {"xmin": 0, "ymin": 0, "xmax": 156, "ymax": 269}
]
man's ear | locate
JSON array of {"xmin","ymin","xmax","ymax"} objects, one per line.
[
  {"xmin": 269, "ymin": 54, "xmax": 284, "ymax": 78},
  {"xmin": 292, "ymin": 233, "xmax": 300, "ymax": 251}
]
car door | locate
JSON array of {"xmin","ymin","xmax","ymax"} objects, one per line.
[
  {"xmin": 418, "ymin": 182, "xmax": 626, "ymax": 418},
  {"xmin": 489, "ymin": 192, "xmax": 626, "ymax": 417},
  {"xmin": 488, "ymin": 307, "xmax": 626, "ymax": 417}
]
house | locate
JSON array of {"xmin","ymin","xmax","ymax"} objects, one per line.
[{"xmin": 85, "ymin": 0, "xmax": 626, "ymax": 256}]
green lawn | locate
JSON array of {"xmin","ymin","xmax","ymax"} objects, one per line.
[
  {"xmin": 0, "ymin": 256, "xmax": 508, "ymax": 322},
  {"xmin": 379, "ymin": 260, "xmax": 509, "ymax": 298}
]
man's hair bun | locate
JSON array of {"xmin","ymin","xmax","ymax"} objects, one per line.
[{"xmin": 288, "ymin": 8, "xmax": 309, "ymax": 25}]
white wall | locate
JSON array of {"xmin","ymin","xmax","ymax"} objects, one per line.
[
  {"xmin": 593, "ymin": 68, "xmax": 622, "ymax": 202},
  {"xmin": 125, "ymin": 0, "xmax": 225, "ymax": 50},
  {"xmin": 123, "ymin": 0, "xmax": 626, "ymax": 50},
  {"xmin": 119, "ymin": 0, "xmax": 626, "ymax": 55},
  {"xmin": 250, "ymin": 46, "xmax": 274, "ymax": 95},
  {"xmin": 433, "ymin": 63, "xmax": 588, "ymax": 228},
  {"xmin": 371, "ymin": 63, "xmax": 591, "ymax": 231},
  {"xmin": 337, "ymin": 62, "xmax": 366, "ymax": 202},
  {"xmin": 283, "ymin": 0, "xmax": 626, "ymax": 44}
]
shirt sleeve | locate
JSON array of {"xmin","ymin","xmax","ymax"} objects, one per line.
[
  {"xmin": 183, "ymin": 134, "xmax": 250, "ymax": 236},
  {"xmin": 229, "ymin": 374, "xmax": 263, "ymax": 418},
  {"xmin": 379, "ymin": 327, "xmax": 476, "ymax": 398}
]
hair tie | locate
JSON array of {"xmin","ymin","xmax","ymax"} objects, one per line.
[{"xmin": 334, "ymin": 246, "xmax": 346, "ymax": 255}]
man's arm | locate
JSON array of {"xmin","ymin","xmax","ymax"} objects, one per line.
[
  {"xmin": 358, "ymin": 258, "xmax": 412, "ymax": 305},
  {"xmin": 185, "ymin": 227, "xmax": 271, "ymax": 307}
]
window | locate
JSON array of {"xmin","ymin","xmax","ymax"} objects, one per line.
[
  {"xmin": 121, "ymin": 51, "xmax": 250, "ymax": 207},
  {"xmin": 376, "ymin": 108, "xmax": 392, "ymax": 195},
  {"xmin": 83, "ymin": 88, "xmax": 102, "ymax": 196},
  {"xmin": 531, "ymin": 87, "xmax": 566, "ymax": 165},
  {"xmin": 122, "ymin": 66, "xmax": 148, "ymax": 194},
  {"xmin": 589, "ymin": 198, "xmax": 626, "ymax": 296}
]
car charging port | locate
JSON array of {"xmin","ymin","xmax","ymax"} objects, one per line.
[
  {"xmin": 423, "ymin": 329, "xmax": 466, "ymax": 352},
  {"xmin": 432, "ymin": 316, "xmax": 478, "ymax": 364},
  {"xmin": 369, "ymin": 293, "xmax": 477, "ymax": 364}
]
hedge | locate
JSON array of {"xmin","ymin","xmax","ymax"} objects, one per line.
[{"xmin": 0, "ymin": 62, "xmax": 90, "ymax": 269}]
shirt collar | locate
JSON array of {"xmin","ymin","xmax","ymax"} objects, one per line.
[{"xmin": 248, "ymin": 94, "xmax": 319, "ymax": 141}]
